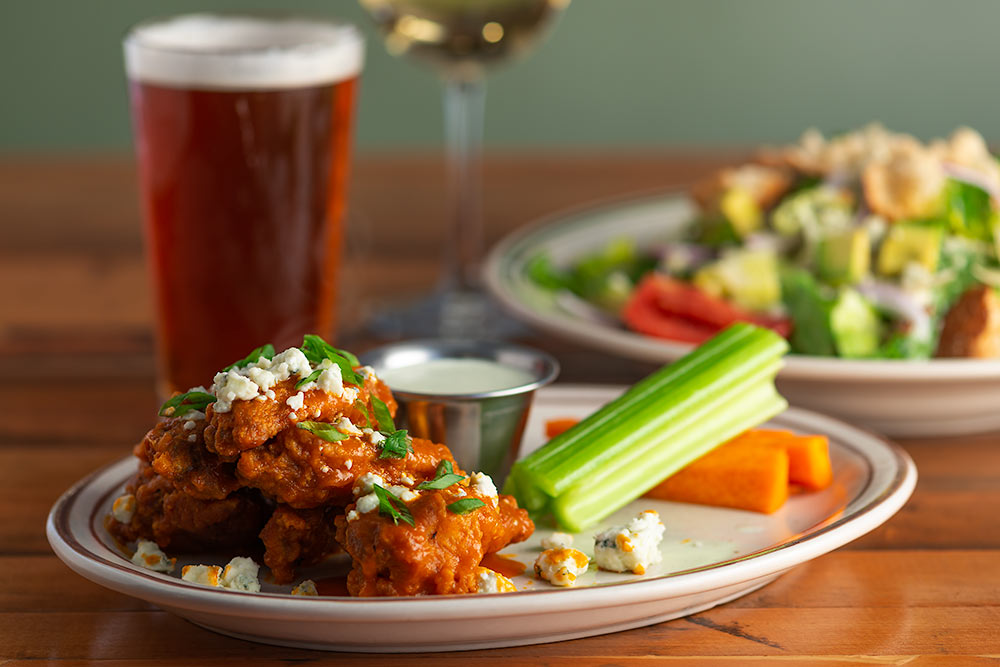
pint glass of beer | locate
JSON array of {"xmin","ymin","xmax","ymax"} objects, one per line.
[{"xmin": 124, "ymin": 14, "xmax": 363, "ymax": 396}]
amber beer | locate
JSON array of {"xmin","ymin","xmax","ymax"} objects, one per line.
[{"xmin": 124, "ymin": 15, "xmax": 363, "ymax": 395}]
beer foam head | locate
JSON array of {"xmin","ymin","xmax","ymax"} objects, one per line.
[{"xmin": 124, "ymin": 14, "xmax": 364, "ymax": 90}]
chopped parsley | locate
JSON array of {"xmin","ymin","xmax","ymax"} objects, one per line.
[
  {"xmin": 417, "ymin": 460, "xmax": 465, "ymax": 490},
  {"xmin": 372, "ymin": 484, "xmax": 415, "ymax": 526},
  {"xmin": 378, "ymin": 430, "xmax": 412, "ymax": 459},
  {"xmin": 447, "ymin": 498, "xmax": 486, "ymax": 515},
  {"xmin": 159, "ymin": 390, "xmax": 216, "ymax": 418},
  {"xmin": 221, "ymin": 344, "xmax": 275, "ymax": 372},
  {"xmin": 296, "ymin": 421, "xmax": 350, "ymax": 442}
]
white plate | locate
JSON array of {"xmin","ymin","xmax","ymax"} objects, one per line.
[
  {"xmin": 47, "ymin": 385, "xmax": 915, "ymax": 653},
  {"xmin": 484, "ymin": 193, "xmax": 1000, "ymax": 437}
]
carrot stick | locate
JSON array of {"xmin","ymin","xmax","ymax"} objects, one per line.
[
  {"xmin": 738, "ymin": 429, "xmax": 833, "ymax": 491},
  {"xmin": 545, "ymin": 418, "xmax": 580, "ymax": 439},
  {"xmin": 645, "ymin": 440, "xmax": 789, "ymax": 514},
  {"xmin": 643, "ymin": 428, "xmax": 832, "ymax": 513}
]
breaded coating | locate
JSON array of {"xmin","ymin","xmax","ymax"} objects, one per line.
[
  {"xmin": 936, "ymin": 285, "xmax": 1000, "ymax": 358},
  {"xmin": 137, "ymin": 417, "xmax": 239, "ymax": 500},
  {"xmin": 237, "ymin": 431, "xmax": 456, "ymax": 509},
  {"xmin": 106, "ymin": 461, "xmax": 270, "ymax": 552},
  {"xmin": 335, "ymin": 486, "xmax": 533, "ymax": 597},
  {"xmin": 259, "ymin": 505, "xmax": 341, "ymax": 584}
]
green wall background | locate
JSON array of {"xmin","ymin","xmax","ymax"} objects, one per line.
[{"xmin": 3, "ymin": 0, "xmax": 999, "ymax": 153}]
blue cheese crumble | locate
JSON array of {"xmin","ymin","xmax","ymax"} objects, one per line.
[
  {"xmin": 221, "ymin": 557, "xmax": 260, "ymax": 592},
  {"xmin": 534, "ymin": 548, "xmax": 589, "ymax": 587},
  {"xmin": 291, "ymin": 579, "xmax": 319, "ymax": 596},
  {"xmin": 353, "ymin": 472, "xmax": 385, "ymax": 496},
  {"xmin": 475, "ymin": 566, "xmax": 517, "ymax": 593},
  {"xmin": 132, "ymin": 539, "xmax": 175, "ymax": 573},
  {"xmin": 181, "ymin": 564, "xmax": 222, "ymax": 587},
  {"xmin": 469, "ymin": 472, "xmax": 498, "ymax": 504},
  {"xmin": 111, "ymin": 494, "xmax": 136, "ymax": 524},
  {"xmin": 541, "ymin": 531, "xmax": 574, "ymax": 550},
  {"xmin": 211, "ymin": 347, "xmax": 345, "ymax": 413},
  {"xmin": 178, "ymin": 558, "xmax": 261, "ymax": 592},
  {"xmin": 593, "ymin": 509, "xmax": 665, "ymax": 575},
  {"xmin": 355, "ymin": 493, "xmax": 379, "ymax": 514}
]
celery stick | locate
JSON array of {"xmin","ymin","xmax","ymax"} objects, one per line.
[
  {"xmin": 518, "ymin": 326, "xmax": 786, "ymax": 496},
  {"xmin": 554, "ymin": 381, "xmax": 786, "ymax": 530},
  {"xmin": 507, "ymin": 323, "xmax": 788, "ymax": 530},
  {"xmin": 519, "ymin": 324, "xmax": 759, "ymax": 473}
]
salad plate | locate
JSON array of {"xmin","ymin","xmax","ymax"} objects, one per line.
[
  {"xmin": 485, "ymin": 193, "xmax": 1000, "ymax": 437},
  {"xmin": 47, "ymin": 385, "xmax": 915, "ymax": 652}
]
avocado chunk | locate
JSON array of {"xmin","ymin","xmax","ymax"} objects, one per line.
[
  {"xmin": 693, "ymin": 248, "xmax": 781, "ymax": 312},
  {"xmin": 829, "ymin": 288, "xmax": 881, "ymax": 358},
  {"xmin": 876, "ymin": 223, "xmax": 943, "ymax": 276},
  {"xmin": 816, "ymin": 227, "xmax": 871, "ymax": 286}
]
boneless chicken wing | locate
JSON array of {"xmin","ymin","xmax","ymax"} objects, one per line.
[
  {"xmin": 258, "ymin": 504, "xmax": 341, "ymax": 584},
  {"xmin": 335, "ymin": 479, "xmax": 533, "ymax": 596},
  {"xmin": 106, "ymin": 460, "xmax": 270, "ymax": 553},
  {"xmin": 136, "ymin": 414, "xmax": 240, "ymax": 500}
]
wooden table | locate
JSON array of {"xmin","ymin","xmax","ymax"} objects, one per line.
[{"xmin": 3, "ymin": 154, "xmax": 999, "ymax": 664}]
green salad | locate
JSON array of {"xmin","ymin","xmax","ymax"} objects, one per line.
[{"xmin": 531, "ymin": 124, "xmax": 1000, "ymax": 360}]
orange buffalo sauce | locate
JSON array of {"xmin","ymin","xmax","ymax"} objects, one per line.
[{"xmin": 479, "ymin": 552, "xmax": 527, "ymax": 578}]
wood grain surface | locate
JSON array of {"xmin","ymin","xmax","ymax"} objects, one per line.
[{"xmin": 2, "ymin": 154, "xmax": 999, "ymax": 665}]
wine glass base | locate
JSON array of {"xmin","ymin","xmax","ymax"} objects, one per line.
[{"xmin": 367, "ymin": 288, "xmax": 528, "ymax": 341}]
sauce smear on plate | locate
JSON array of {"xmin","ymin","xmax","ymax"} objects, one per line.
[{"xmin": 480, "ymin": 552, "xmax": 527, "ymax": 578}]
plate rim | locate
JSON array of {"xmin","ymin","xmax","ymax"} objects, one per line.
[
  {"xmin": 46, "ymin": 386, "xmax": 917, "ymax": 626},
  {"xmin": 483, "ymin": 190, "xmax": 1000, "ymax": 381}
]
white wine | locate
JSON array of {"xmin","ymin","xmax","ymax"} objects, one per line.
[
  {"xmin": 360, "ymin": 0, "xmax": 569, "ymax": 78},
  {"xmin": 359, "ymin": 0, "xmax": 569, "ymax": 338}
]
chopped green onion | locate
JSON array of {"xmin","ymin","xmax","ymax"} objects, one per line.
[
  {"xmin": 418, "ymin": 473, "xmax": 465, "ymax": 490},
  {"xmin": 300, "ymin": 335, "xmax": 360, "ymax": 385},
  {"xmin": 221, "ymin": 344, "xmax": 275, "ymax": 372},
  {"xmin": 296, "ymin": 421, "xmax": 350, "ymax": 442},
  {"xmin": 159, "ymin": 391, "xmax": 216, "ymax": 418},
  {"xmin": 371, "ymin": 396, "xmax": 396, "ymax": 433},
  {"xmin": 505, "ymin": 323, "xmax": 788, "ymax": 531},
  {"xmin": 447, "ymin": 498, "xmax": 486, "ymax": 515},
  {"xmin": 417, "ymin": 460, "xmax": 465, "ymax": 490},
  {"xmin": 354, "ymin": 399, "xmax": 372, "ymax": 429},
  {"xmin": 295, "ymin": 369, "xmax": 323, "ymax": 389},
  {"xmin": 372, "ymin": 484, "xmax": 415, "ymax": 526},
  {"xmin": 378, "ymin": 430, "xmax": 412, "ymax": 459}
]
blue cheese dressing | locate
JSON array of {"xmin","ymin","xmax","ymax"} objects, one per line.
[{"xmin": 378, "ymin": 358, "xmax": 535, "ymax": 395}]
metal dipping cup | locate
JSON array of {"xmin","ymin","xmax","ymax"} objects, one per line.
[{"xmin": 360, "ymin": 340, "xmax": 559, "ymax": 483}]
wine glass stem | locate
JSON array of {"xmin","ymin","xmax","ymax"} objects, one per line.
[{"xmin": 443, "ymin": 76, "xmax": 486, "ymax": 293}]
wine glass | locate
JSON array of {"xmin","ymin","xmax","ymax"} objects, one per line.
[{"xmin": 360, "ymin": 0, "xmax": 571, "ymax": 338}]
